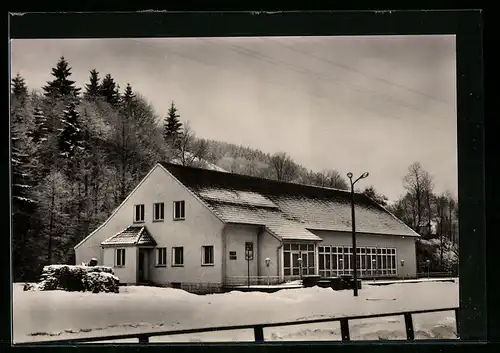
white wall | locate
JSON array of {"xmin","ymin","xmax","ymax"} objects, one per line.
[
  {"xmin": 102, "ymin": 247, "xmax": 138, "ymax": 284},
  {"xmin": 145, "ymin": 166, "xmax": 225, "ymax": 286},
  {"xmin": 225, "ymin": 224, "xmax": 259, "ymax": 279},
  {"xmin": 258, "ymin": 230, "xmax": 281, "ymax": 278},
  {"xmin": 312, "ymin": 230, "xmax": 417, "ymax": 278},
  {"xmin": 76, "ymin": 164, "xmax": 225, "ymax": 285}
]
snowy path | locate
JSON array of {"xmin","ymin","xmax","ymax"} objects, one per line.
[{"xmin": 13, "ymin": 280, "xmax": 459, "ymax": 343}]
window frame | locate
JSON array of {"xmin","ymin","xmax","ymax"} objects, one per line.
[
  {"xmin": 153, "ymin": 202, "xmax": 165, "ymax": 222},
  {"xmin": 172, "ymin": 247, "xmax": 184, "ymax": 267},
  {"xmin": 156, "ymin": 247, "xmax": 167, "ymax": 267},
  {"xmin": 133, "ymin": 204, "xmax": 145, "ymax": 223},
  {"xmin": 115, "ymin": 248, "xmax": 126, "ymax": 267},
  {"xmin": 173, "ymin": 200, "xmax": 186, "ymax": 220},
  {"xmin": 229, "ymin": 251, "xmax": 237, "ymax": 260},
  {"xmin": 201, "ymin": 245, "xmax": 215, "ymax": 266}
]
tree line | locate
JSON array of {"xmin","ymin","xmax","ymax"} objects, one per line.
[
  {"xmin": 11, "ymin": 57, "xmax": 458, "ymax": 281},
  {"xmin": 388, "ymin": 162, "xmax": 459, "ymax": 274}
]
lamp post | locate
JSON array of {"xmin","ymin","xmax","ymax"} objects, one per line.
[
  {"xmin": 347, "ymin": 171, "xmax": 369, "ymax": 297},
  {"xmin": 298, "ymin": 257, "xmax": 303, "ymax": 281},
  {"xmin": 426, "ymin": 259, "xmax": 430, "ymax": 279},
  {"xmin": 372, "ymin": 258, "xmax": 377, "ymax": 282},
  {"xmin": 400, "ymin": 259, "xmax": 405, "ymax": 279},
  {"xmin": 265, "ymin": 258, "xmax": 271, "ymax": 286},
  {"xmin": 339, "ymin": 258, "xmax": 343, "ymax": 276}
]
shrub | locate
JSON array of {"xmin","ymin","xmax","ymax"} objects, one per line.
[{"xmin": 35, "ymin": 265, "xmax": 119, "ymax": 293}]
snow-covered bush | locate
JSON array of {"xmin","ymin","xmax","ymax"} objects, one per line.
[
  {"xmin": 83, "ymin": 272, "xmax": 120, "ymax": 293},
  {"xmin": 28, "ymin": 264, "xmax": 119, "ymax": 293}
]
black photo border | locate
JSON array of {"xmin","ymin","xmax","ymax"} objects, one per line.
[{"xmin": 6, "ymin": 9, "xmax": 489, "ymax": 353}]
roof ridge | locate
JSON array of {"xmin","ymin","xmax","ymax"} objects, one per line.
[{"xmin": 159, "ymin": 161, "xmax": 354, "ymax": 195}]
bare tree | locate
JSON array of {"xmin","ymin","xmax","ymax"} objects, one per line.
[
  {"xmin": 172, "ymin": 121, "xmax": 209, "ymax": 167},
  {"xmin": 269, "ymin": 152, "xmax": 299, "ymax": 182},
  {"xmin": 403, "ymin": 162, "xmax": 434, "ymax": 235},
  {"xmin": 244, "ymin": 157, "xmax": 259, "ymax": 177},
  {"xmin": 363, "ymin": 185, "xmax": 389, "ymax": 206}
]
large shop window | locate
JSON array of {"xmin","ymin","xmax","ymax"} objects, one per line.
[
  {"xmin": 283, "ymin": 244, "xmax": 316, "ymax": 277},
  {"xmin": 318, "ymin": 246, "xmax": 397, "ymax": 277}
]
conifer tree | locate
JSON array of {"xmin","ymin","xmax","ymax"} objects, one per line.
[
  {"xmin": 163, "ymin": 101, "xmax": 183, "ymax": 142},
  {"xmin": 83, "ymin": 69, "xmax": 101, "ymax": 100},
  {"xmin": 28, "ymin": 107, "xmax": 50, "ymax": 144},
  {"xmin": 43, "ymin": 56, "xmax": 81, "ymax": 99},
  {"xmin": 122, "ymin": 83, "xmax": 135, "ymax": 105},
  {"xmin": 11, "ymin": 73, "xmax": 28, "ymax": 103},
  {"xmin": 100, "ymin": 73, "xmax": 120, "ymax": 106},
  {"xmin": 58, "ymin": 102, "xmax": 83, "ymax": 159}
]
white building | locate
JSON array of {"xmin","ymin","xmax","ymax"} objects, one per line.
[{"xmin": 74, "ymin": 162, "xmax": 420, "ymax": 293}]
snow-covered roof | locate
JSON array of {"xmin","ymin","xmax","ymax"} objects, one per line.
[
  {"xmin": 160, "ymin": 162, "xmax": 420, "ymax": 240},
  {"xmin": 101, "ymin": 226, "xmax": 157, "ymax": 246}
]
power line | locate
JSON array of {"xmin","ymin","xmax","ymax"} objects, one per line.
[
  {"xmin": 205, "ymin": 39, "xmax": 446, "ymax": 119},
  {"xmin": 131, "ymin": 39, "xmax": 401, "ymax": 122},
  {"xmin": 272, "ymin": 39, "xmax": 453, "ymax": 107},
  {"xmin": 131, "ymin": 39, "xmax": 450, "ymax": 131}
]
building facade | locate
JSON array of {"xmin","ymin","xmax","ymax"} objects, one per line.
[{"xmin": 75, "ymin": 162, "xmax": 420, "ymax": 292}]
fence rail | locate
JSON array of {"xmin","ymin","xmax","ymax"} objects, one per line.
[
  {"xmin": 16, "ymin": 306, "xmax": 460, "ymax": 345},
  {"xmin": 225, "ymin": 272, "xmax": 456, "ymax": 286}
]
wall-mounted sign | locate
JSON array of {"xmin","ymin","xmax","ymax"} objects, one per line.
[{"xmin": 245, "ymin": 242, "xmax": 254, "ymax": 260}]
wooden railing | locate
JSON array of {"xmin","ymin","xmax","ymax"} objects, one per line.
[{"xmin": 16, "ymin": 307, "xmax": 460, "ymax": 345}]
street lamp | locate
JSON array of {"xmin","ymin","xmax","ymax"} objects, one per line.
[
  {"xmin": 265, "ymin": 258, "xmax": 271, "ymax": 286},
  {"xmin": 347, "ymin": 172, "xmax": 369, "ymax": 297},
  {"xmin": 339, "ymin": 258, "xmax": 343, "ymax": 275},
  {"xmin": 426, "ymin": 259, "xmax": 431, "ymax": 279},
  {"xmin": 372, "ymin": 258, "xmax": 377, "ymax": 282}
]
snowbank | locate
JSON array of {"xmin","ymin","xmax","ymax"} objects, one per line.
[{"xmin": 13, "ymin": 280, "xmax": 459, "ymax": 343}]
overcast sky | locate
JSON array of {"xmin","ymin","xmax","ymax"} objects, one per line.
[{"xmin": 10, "ymin": 35, "xmax": 457, "ymax": 201}]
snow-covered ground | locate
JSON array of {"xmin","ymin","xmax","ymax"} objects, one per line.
[{"xmin": 12, "ymin": 279, "xmax": 459, "ymax": 344}]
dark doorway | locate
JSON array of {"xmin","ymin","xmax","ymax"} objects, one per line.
[{"xmin": 138, "ymin": 250, "xmax": 145, "ymax": 283}]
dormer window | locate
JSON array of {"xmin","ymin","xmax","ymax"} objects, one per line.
[
  {"xmin": 134, "ymin": 204, "xmax": 145, "ymax": 223},
  {"xmin": 173, "ymin": 201, "xmax": 185, "ymax": 220}
]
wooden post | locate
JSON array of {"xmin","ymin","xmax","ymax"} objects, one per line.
[
  {"xmin": 254, "ymin": 326, "xmax": 264, "ymax": 342},
  {"xmin": 340, "ymin": 318, "xmax": 350, "ymax": 341},
  {"xmin": 404, "ymin": 313, "xmax": 415, "ymax": 340}
]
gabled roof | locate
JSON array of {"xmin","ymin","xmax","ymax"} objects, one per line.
[
  {"xmin": 159, "ymin": 162, "xmax": 420, "ymax": 239},
  {"xmin": 101, "ymin": 226, "xmax": 157, "ymax": 247}
]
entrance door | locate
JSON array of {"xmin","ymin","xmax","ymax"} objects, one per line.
[{"xmin": 138, "ymin": 250, "xmax": 145, "ymax": 283}]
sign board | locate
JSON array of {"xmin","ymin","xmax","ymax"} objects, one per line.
[{"xmin": 245, "ymin": 242, "xmax": 254, "ymax": 260}]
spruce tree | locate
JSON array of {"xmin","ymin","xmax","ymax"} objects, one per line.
[
  {"xmin": 100, "ymin": 73, "xmax": 120, "ymax": 106},
  {"xmin": 83, "ymin": 69, "xmax": 101, "ymax": 100},
  {"xmin": 28, "ymin": 107, "xmax": 50, "ymax": 144},
  {"xmin": 163, "ymin": 101, "xmax": 183, "ymax": 142},
  {"xmin": 11, "ymin": 73, "xmax": 28, "ymax": 102},
  {"xmin": 58, "ymin": 102, "xmax": 83, "ymax": 159},
  {"xmin": 122, "ymin": 83, "xmax": 135, "ymax": 105},
  {"xmin": 43, "ymin": 56, "xmax": 81, "ymax": 99}
]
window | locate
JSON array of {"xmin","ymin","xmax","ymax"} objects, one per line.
[
  {"xmin": 156, "ymin": 247, "xmax": 167, "ymax": 266},
  {"xmin": 172, "ymin": 247, "xmax": 184, "ymax": 266},
  {"xmin": 153, "ymin": 202, "xmax": 165, "ymax": 221},
  {"xmin": 134, "ymin": 204, "xmax": 145, "ymax": 223},
  {"xmin": 229, "ymin": 251, "xmax": 237, "ymax": 260},
  {"xmin": 116, "ymin": 248, "xmax": 126, "ymax": 267},
  {"xmin": 173, "ymin": 201, "xmax": 185, "ymax": 220},
  {"xmin": 318, "ymin": 245, "xmax": 397, "ymax": 277},
  {"xmin": 202, "ymin": 246, "xmax": 214, "ymax": 266}
]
